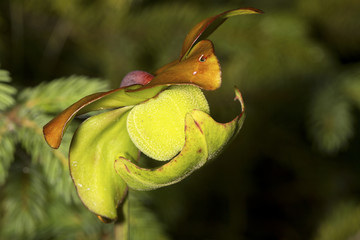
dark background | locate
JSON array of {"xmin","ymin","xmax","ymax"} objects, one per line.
[{"xmin": 1, "ymin": 0, "xmax": 360, "ymax": 239}]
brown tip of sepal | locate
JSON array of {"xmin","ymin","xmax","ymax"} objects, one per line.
[{"xmin": 43, "ymin": 122, "xmax": 61, "ymax": 149}]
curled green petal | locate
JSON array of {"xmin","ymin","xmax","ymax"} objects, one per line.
[
  {"xmin": 115, "ymin": 113, "xmax": 208, "ymax": 191},
  {"xmin": 69, "ymin": 107, "xmax": 138, "ymax": 221},
  {"xmin": 191, "ymin": 87, "xmax": 245, "ymax": 160},
  {"xmin": 115, "ymin": 87, "xmax": 245, "ymax": 191}
]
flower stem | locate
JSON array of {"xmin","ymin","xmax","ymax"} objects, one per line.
[{"xmin": 114, "ymin": 196, "xmax": 129, "ymax": 240}]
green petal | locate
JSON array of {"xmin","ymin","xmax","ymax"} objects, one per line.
[
  {"xmin": 43, "ymin": 84, "xmax": 165, "ymax": 149},
  {"xmin": 69, "ymin": 107, "xmax": 138, "ymax": 221},
  {"xmin": 181, "ymin": 8, "xmax": 263, "ymax": 60},
  {"xmin": 114, "ymin": 113, "xmax": 208, "ymax": 191},
  {"xmin": 191, "ymin": 87, "xmax": 245, "ymax": 160},
  {"xmin": 114, "ymin": 88, "xmax": 245, "ymax": 191}
]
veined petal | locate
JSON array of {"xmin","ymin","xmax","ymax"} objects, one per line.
[
  {"xmin": 69, "ymin": 106, "xmax": 138, "ymax": 221},
  {"xmin": 114, "ymin": 113, "xmax": 208, "ymax": 191},
  {"xmin": 114, "ymin": 87, "xmax": 245, "ymax": 191},
  {"xmin": 43, "ymin": 84, "xmax": 166, "ymax": 149}
]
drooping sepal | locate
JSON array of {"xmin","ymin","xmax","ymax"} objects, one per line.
[
  {"xmin": 69, "ymin": 107, "xmax": 138, "ymax": 221},
  {"xmin": 43, "ymin": 84, "xmax": 166, "ymax": 149}
]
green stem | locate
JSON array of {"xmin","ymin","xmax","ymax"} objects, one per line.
[{"xmin": 114, "ymin": 195, "xmax": 129, "ymax": 240}]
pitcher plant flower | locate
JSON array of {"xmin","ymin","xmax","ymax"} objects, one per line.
[{"xmin": 43, "ymin": 8, "xmax": 262, "ymax": 222}]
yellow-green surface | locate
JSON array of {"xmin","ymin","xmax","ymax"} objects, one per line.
[{"xmin": 127, "ymin": 85, "xmax": 209, "ymax": 161}]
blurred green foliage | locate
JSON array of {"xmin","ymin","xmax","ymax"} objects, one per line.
[
  {"xmin": 1, "ymin": 0, "xmax": 360, "ymax": 239},
  {"xmin": 314, "ymin": 201, "xmax": 360, "ymax": 240}
]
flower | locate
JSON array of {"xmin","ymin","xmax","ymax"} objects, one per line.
[{"xmin": 43, "ymin": 8, "xmax": 262, "ymax": 222}]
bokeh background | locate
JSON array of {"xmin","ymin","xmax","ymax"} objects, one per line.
[{"xmin": 1, "ymin": 0, "xmax": 360, "ymax": 239}]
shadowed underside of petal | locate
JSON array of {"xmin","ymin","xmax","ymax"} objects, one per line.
[
  {"xmin": 180, "ymin": 8, "xmax": 263, "ymax": 60},
  {"xmin": 43, "ymin": 85, "xmax": 166, "ymax": 149},
  {"xmin": 69, "ymin": 107, "xmax": 138, "ymax": 221},
  {"xmin": 114, "ymin": 113, "xmax": 208, "ymax": 191},
  {"xmin": 114, "ymin": 87, "xmax": 245, "ymax": 191}
]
